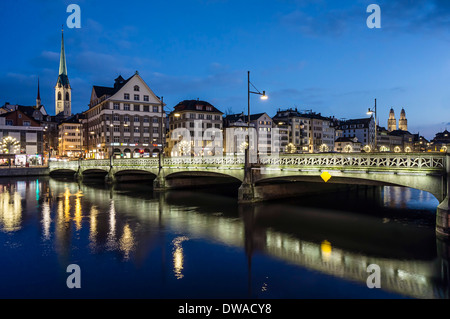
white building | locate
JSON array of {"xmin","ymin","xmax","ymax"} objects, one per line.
[{"xmin": 84, "ymin": 72, "xmax": 165, "ymax": 159}]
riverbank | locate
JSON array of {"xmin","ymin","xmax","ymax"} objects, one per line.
[{"xmin": 0, "ymin": 167, "xmax": 49, "ymax": 177}]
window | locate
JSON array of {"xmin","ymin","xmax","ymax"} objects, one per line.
[
  {"xmin": 198, "ymin": 114, "xmax": 204, "ymax": 119},
  {"xmin": 144, "ymin": 95, "xmax": 149, "ymax": 102},
  {"xmin": 113, "ymin": 103, "xmax": 120, "ymax": 110},
  {"xmin": 153, "ymin": 127, "xmax": 159, "ymax": 133},
  {"xmin": 134, "ymin": 85, "xmax": 140, "ymax": 92},
  {"xmin": 215, "ymin": 115, "xmax": 221, "ymax": 121},
  {"xmin": 134, "ymin": 104, "xmax": 140, "ymax": 111},
  {"xmin": 190, "ymin": 114, "xmax": 196, "ymax": 119},
  {"xmin": 124, "ymin": 93, "xmax": 130, "ymax": 100},
  {"xmin": 143, "ymin": 105, "xmax": 149, "ymax": 112},
  {"xmin": 114, "ymin": 137, "xmax": 120, "ymax": 143},
  {"xmin": 134, "ymin": 116, "xmax": 140, "ymax": 122},
  {"xmin": 143, "ymin": 117, "xmax": 149, "ymax": 123},
  {"xmin": 124, "ymin": 104, "xmax": 130, "ymax": 111},
  {"xmin": 134, "ymin": 127, "xmax": 140, "ymax": 133},
  {"xmin": 134, "ymin": 94, "xmax": 140, "ymax": 101},
  {"xmin": 113, "ymin": 115, "xmax": 119, "ymax": 121},
  {"xmin": 124, "ymin": 126, "xmax": 130, "ymax": 133},
  {"xmin": 206, "ymin": 115, "xmax": 212, "ymax": 120},
  {"xmin": 153, "ymin": 118, "xmax": 159, "ymax": 123},
  {"xmin": 144, "ymin": 127, "xmax": 149, "ymax": 133},
  {"xmin": 114, "ymin": 125, "xmax": 120, "ymax": 132},
  {"xmin": 58, "ymin": 92, "xmax": 62, "ymax": 100},
  {"xmin": 134, "ymin": 138, "xmax": 140, "ymax": 144},
  {"xmin": 23, "ymin": 121, "xmax": 31, "ymax": 126},
  {"xmin": 124, "ymin": 116, "xmax": 130, "ymax": 122},
  {"xmin": 153, "ymin": 106, "xmax": 159, "ymax": 113},
  {"xmin": 196, "ymin": 105, "xmax": 203, "ymax": 111},
  {"xmin": 206, "ymin": 106, "xmax": 212, "ymax": 111}
]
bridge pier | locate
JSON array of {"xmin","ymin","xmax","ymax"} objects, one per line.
[
  {"xmin": 437, "ymin": 154, "xmax": 450, "ymax": 238},
  {"xmin": 105, "ymin": 169, "xmax": 116, "ymax": 185},
  {"xmin": 153, "ymin": 169, "xmax": 168, "ymax": 191}
]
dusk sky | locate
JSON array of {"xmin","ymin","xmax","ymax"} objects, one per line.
[{"xmin": 1, "ymin": 0, "xmax": 449, "ymax": 139}]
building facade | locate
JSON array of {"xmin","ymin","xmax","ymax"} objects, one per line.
[
  {"xmin": 337, "ymin": 117, "xmax": 376, "ymax": 151},
  {"xmin": 272, "ymin": 109, "xmax": 335, "ymax": 153},
  {"xmin": 0, "ymin": 110, "xmax": 44, "ymax": 165},
  {"xmin": 84, "ymin": 72, "xmax": 165, "ymax": 159},
  {"xmin": 58, "ymin": 114, "xmax": 84, "ymax": 158},
  {"xmin": 168, "ymin": 100, "xmax": 223, "ymax": 157}
]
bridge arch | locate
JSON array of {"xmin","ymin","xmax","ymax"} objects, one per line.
[
  {"xmin": 114, "ymin": 169, "xmax": 157, "ymax": 183},
  {"xmin": 255, "ymin": 171, "xmax": 444, "ymax": 202}
]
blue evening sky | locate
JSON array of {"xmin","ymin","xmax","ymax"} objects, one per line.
[{"xmin": 0, "ymin": 0, "xmax": 449, "ymax": 139}]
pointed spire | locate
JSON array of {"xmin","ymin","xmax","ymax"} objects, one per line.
[
  {"xmin": 37, "ymin": 77, "xmax": 41, "ymax": 101},
  {"xmin": 56, "ymin": 27, "xmax": 70, "ymax": 88},
  {"xmin": 36, "ymin": 77, "xmax": 41, "ymax": 109},
  {"xmin": 59, "ymin": 26, "xmax": 67, "ymax": 76}
]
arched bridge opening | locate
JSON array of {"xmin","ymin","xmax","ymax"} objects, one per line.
[
  {"xmin": 49, "ymin": 169, "xmax": 77, "ymax": 179},
  {"xmin": 82, "ymin": 169, "xmax": 109, "ymax": 181},
  {"xmin": 165, "ymin": 171, "xmax": 242, "ymax": 190},
  {"xmin": 114, "ymin": 170, "xmax": 157, "ymax": 183}
]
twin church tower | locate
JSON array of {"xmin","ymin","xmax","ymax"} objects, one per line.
[
  {"xmin": 388, "ymin": 108, "xmax": 408, "ymax": 132},
  {"xmin": 54, "ymin": 28, "xmax": 71, "ymax": 118}
]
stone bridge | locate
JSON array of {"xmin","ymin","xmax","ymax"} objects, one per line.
[{"xmin": 49, "ymin": 153, "xmax": 450, "ymax": 237}]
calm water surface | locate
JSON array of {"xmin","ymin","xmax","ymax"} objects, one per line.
[{"xmin": 0, "ymin": 177, "xmax": 448, "ymax": 299}]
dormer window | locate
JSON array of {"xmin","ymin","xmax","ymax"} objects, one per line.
[
  {"xmin": 134, "ymin": 85, "xmax": 140, "ymax": 92},
  {"xmin": 196, "ymin": 105, "xmax": 203, "ymax": 111}
]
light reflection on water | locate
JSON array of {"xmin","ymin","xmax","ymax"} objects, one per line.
[{"xmin": 0, "ymin": 177, "xmax": 448, "ymax": 299}]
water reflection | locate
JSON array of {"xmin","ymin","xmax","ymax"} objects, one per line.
[
  {"xmin": 172, "ymin": 236, "xmax": 189, "ymax": 279},
  {"xmin": 0, "ymin": 185, "xmax": 22, "ymax": 232},
  {"xmin": 0, "ymin": 177, "xmax": 448, "ymax": 299}
]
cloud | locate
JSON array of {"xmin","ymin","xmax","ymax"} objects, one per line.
[{"xmin": 280, "ymin": 0, "xmax": 450, "ymax": 38}]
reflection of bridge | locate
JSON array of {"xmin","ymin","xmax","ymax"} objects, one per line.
[
  {"xmin": 46, "ymin": 180, "xmax": 450, "ymax": 299},
  {"xmin": 49, "ymin": 153, "xmax": 450, "ymax": 237}
]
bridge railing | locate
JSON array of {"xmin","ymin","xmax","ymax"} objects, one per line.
[
  {"xmin": 49, "ymin": 153, "xmax": 446, "ymax": 172},
  {"xmin": 259, "ymin": 153, "xmax": 446, "ymax": 171}
]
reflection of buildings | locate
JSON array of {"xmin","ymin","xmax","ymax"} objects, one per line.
[
  {"xmin": 0, "ymin": 185, "xmax": 22, "ymax": 232},
  {"xmin": 44, "ymin": 180, "xmax": 448, "ymax": 299}
]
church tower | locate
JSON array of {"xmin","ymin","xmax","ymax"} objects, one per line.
[
  {"xmin": 399, "ymin": 108, "xmax": 408, "ymax": 131},
  {"xmin": 388, "ymin": 108, "xmax": 397, "ymax": 132},
  {"xmin": 55, "ymin": 28, "xmax": 71, "ymax": 118},
  {"xmin": 36, "ymin": 77, "xmax": 41, "ymax": 109}
]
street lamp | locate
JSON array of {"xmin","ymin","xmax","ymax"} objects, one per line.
[
  {"xmin": 247, "ymin": 71, "xmax": 268, "ymax": 164},
  {"xmin": 367, "ymin": 98, "xmax": 378, "ymax": 152}
]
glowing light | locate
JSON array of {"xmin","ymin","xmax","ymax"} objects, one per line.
[
  {"xmin": 173, "ymin": 236, "xmax": 189, "ymax": 279},
  {"xmin": 89, "ymin": 206, "xmax": 98, "ymax": 251},
  {"xmin": 177, "ymin": 140, "xmax": 191, "ymax": 157},
  {"xmin": 320, "ymin": 171, "xmax": 332, "ymax": 183},
  {"xmin": 321, "ymin": 240, "xmax": 332, "ymax": 261},
  {"xmin": 42, "ymin": 201, "xmax": 51, "ymax": 240},
  {"xmin": 0, "ymin": 187, "xmax": 22, "ymax": 232},
  {"xmin": 1, "ymin": 136, "xmax": 20, "ymax": 154},
  {"xmin": 74, "ymin": 191, "xmax": 82, "ymax": 231},
  {"xmin": 285, "ymin": 143, "xmax": 297, "ymax": 154},
  {"xmin": 119, "ymin": 224, "xmax": 135, "ymax": 260}
]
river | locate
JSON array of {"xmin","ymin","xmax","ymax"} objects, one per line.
[{"xmin": 0, "ymin": 176, "xmax": 448, "ymax": 299}]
